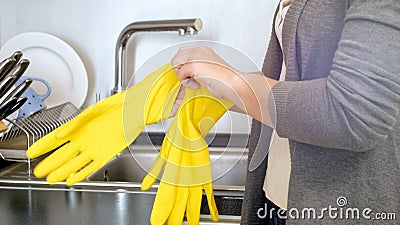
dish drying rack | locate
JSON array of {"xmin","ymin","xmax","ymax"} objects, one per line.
[{"xmin": 0, "ymin": 102, "xmax": 82, "ymax": 161}]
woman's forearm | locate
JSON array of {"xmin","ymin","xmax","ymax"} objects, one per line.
[{"xmin": 222, "ymin": 70, "xmax": 278, "ymax": 128}]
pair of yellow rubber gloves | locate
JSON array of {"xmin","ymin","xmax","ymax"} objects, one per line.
[{"xmin": 26, "ymin": 63, "xmax": 233, "ymax": 225}]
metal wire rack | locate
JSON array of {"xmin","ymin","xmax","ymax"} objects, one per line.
[{"xmin": 0, "ymin": 102, "xmax": 82, "ymax": 161}]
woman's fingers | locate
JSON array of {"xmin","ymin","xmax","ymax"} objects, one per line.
[{"xmin": 172, "ymin": 46, "xmax": 225, "ymax": 80}]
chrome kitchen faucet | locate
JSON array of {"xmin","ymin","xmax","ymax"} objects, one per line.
[{"xmin": 112, "ymin": 18, "xmax": 203, "ymax": 94}]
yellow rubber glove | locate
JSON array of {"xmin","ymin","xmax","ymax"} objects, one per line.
[
  {"xmin": 26, "ymin": 63, "xmax": 181, "ymax": 186},
  {"xmin": 141, "ymin": 86, "xmax": 233, "ymax": 225}
]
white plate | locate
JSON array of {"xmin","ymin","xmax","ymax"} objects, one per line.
[{"xmin": 0, "ymin": 32, "xmax": 88, "ymax": 108}]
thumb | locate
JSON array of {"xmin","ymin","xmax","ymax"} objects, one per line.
[
  {"xmin": 54, "ymin": 93, "xmax": 121, "ymax": 138},
  {"xmin": 54, "ymin": 106, "xmax": 95, "ymax": 138},
  {"xmin": 181, "ymin": 78, "xmax": 200, "ymax": 89},
  {"xmin": 169, "ymin": 86, "xmax": 186, "ymax": 118}
]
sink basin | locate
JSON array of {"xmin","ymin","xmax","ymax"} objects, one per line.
[
  {"xmin": 88, "ymin": 144, "xmax": 248, "ymax": 188},
  {"xmin": 0, "ymin": 142, "xmax": 248, "ymax": 222},
  {"xmin": 87, "ymin": 144, "xmax": 248, "ymax": 218}
]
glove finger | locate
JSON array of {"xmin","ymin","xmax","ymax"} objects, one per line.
[
  {"xmin": 46, "ymin": 153, "xmax": 92, "ymax": 184},
  {"xmin": 141, "ymin": 154, "xmax": 167, "ymax": 190},
  {"xmin": 26, "ymin": 131, "xmax": 67, "ymax": 159},
  {"xmin": 167, "ymin": 186, "xmax": 189, "ymax": 225},
  {"xmin": 33, "ymin": 143, "xmax": 80, "ymax": 178},
  {"xmin": 66, "ymin": 161, "xmax": 101, "ymax": 186},
  {"xmin": 204, "ymin": 182, "xmax": 219, "ymax": 221},
  {"xmin": 141, "ymin": 137, "xmax": 175, "ymax": 190},
  {"xmin": 150, "ymin": 182, "xmax": 177, "ymax": 225},
  {"xmin": 186, "ymin": 186, "xmax": 203, "ymax": 225}
]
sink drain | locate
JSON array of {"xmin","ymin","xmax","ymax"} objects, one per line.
[{"xmin": 103, "ymin": 169, "xmax": 110, "ymax": 181}]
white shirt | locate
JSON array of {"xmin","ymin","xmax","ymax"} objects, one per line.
[{"xmin": 263, "ymin": 0, "xmax": 292, "ymax": 210}]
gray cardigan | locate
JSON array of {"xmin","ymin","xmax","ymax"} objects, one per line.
[{"xmin": 241, "ymin": 0, "xmax": 400, "ymax": 224}]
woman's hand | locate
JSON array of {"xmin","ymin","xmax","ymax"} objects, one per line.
[
  {"xmin": 171, "ymin": 46, "xmax": 239, "ymax": 99},
  {"xmin": 171, "ymin": 46, "xmax": 278, "ymax": 127}
]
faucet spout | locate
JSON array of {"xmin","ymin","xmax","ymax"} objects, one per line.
[{"xmin": 112, "ymin": 18, "xmax": 202, "ymax": 94}]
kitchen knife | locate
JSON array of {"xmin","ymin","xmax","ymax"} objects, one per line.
[
  {"xmin": 11, "ymin": 51, "xmax": 23, "ymax": 62},
  {"xmin": 0, "ymin": 58, "xmax": 17, "ymax": 82},
  {"xmin": 0, "ymin": 51, "xmax": 23, "ymax": 82},
  {"xmin": 0, "ymin": 78, "xmax": 32, "ymax": 107},
  {"xmin": 0, "ymin": 76, "xmax": 17, "ymax": 99},
  {"xmin": 0, "ymin": 59, "xmax": 30, "ymax": 97},
  {"xmin": 0, "ymin": 97, "xmax": 18, "ymax": 117},
  {"xmin": 0, "ymin": 96, "xmax": 28, "ymax": 120}
]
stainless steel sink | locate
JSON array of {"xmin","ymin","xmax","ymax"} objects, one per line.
[
  {"xmin": 86, "ymin": 144, "xmax": 247, "ymax": 220},
  {"xmin": 88, "ymin": 144, "xmax": 248, "ymax": 188},
  {"xmin": 0, "ymin": 140, "xmax": 248, "ymax": 224}
]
